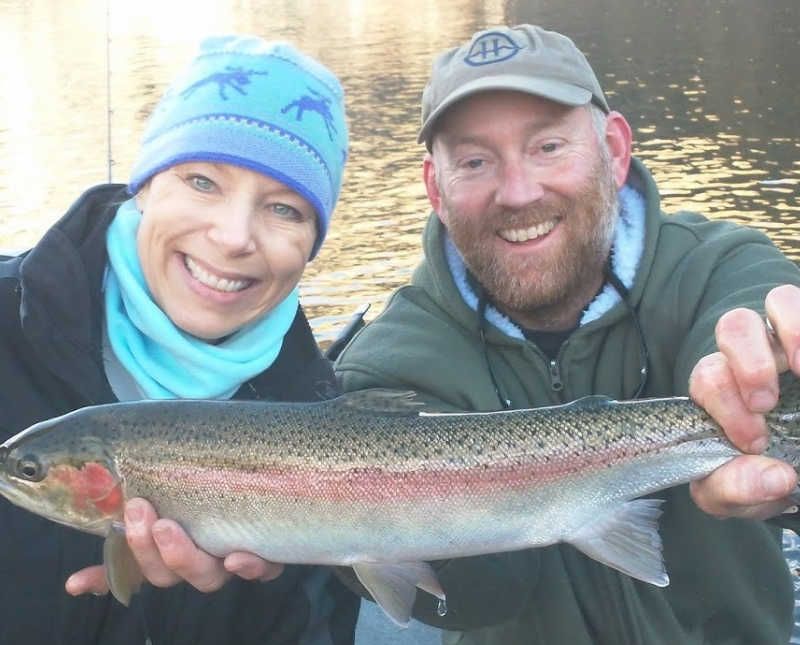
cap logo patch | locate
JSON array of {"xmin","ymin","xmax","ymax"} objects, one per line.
[
  {"xmin": 464, "ymin": 32, "xmax": 523, "ymax": 66},
  {"xmin": 180, "ymin": 66, "xmax": 270, "ymax": 100}
]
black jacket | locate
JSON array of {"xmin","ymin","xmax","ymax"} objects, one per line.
[{"xmin": 0, "ymin": 184, "xmax": 358, "ymax": 645}]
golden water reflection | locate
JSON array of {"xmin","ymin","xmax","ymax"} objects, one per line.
[{"xmin": 0, "ymin": 0, "xmax": 798, "ymax": 342}]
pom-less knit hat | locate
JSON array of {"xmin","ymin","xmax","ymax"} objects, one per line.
[{"xmin": 129, "ymin": 35, "xmax": 348, "ymax": 259}]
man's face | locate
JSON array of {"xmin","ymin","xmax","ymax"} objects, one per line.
[{"xmin": 426, "ymin": 91, "xmax": 625, "ymax": 330}]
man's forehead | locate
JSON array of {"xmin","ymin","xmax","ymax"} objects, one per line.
[{"xmin": 433, "ymin": 92, "xmax": 584, "ymax": 145}]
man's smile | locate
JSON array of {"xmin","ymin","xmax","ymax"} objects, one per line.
[{"xmin": 498, "ymin": 219, "xmax": 557, "ymax": 243}]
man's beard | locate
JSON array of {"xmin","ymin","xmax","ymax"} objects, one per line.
[{"xmin": 442, "ymin": 152, "xmax": 619, "ymax": 327}]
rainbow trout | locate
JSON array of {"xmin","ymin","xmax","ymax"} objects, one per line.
[{"xmin": 2, "ymin": 374, "xmax": 800, "ymax": 626}]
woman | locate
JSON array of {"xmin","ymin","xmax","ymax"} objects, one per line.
[{"xmin": 0, "ymin": 35, "xmax": 357, "ymax": 644}]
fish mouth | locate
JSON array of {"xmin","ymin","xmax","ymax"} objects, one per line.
[
  {"xmin": 498, "ymin": 219, "xmax": 557, "ymax": 243},
  {"xmin": 183, "ymin": 255, "xmax": 254, "ymax": 293}
]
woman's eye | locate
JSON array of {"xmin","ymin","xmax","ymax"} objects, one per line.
[
  {"xmin": 189, "ymin": 175, "xmax": 215, "ymax": 192},
  {"xmin": 541, "ymin": 142, "xmax": 559, "ymax": 153},
  {"xmin": 464, "ymin": 158, "xmax": 484, "ymax": 170},
  {"xmin": 271, "ymin": 203, "xmax": 303, "ymax": 220}
]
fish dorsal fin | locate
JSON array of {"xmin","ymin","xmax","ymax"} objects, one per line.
[
  {"xmin": 103, "ymin": 521, "xmax": 144, "ymax": 606},
  {"xmin": 566, "ymin": 498, "xmax": 669, "ymax": 587},
  {"xmin": 337, "ymin": 389, "xmax": 424, "ymax": 415},
  {"xmin": 352, "ymin": 561, "xmax": 445, "ymax": 627}
]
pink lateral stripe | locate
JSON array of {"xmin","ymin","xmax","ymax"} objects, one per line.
[{"xmin": 123, "ymin": 444, "xmax": 645, "ymax": 503}]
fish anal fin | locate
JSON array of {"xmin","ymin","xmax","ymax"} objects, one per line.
[
  {"xmin": 567, "ymin": 498, "xmax": 669, "ymax": 587},
  {"xmin": 352, "ymin": 561, "xmax": 445, "ymax": 627},
  {"xmin": 103, "ymin": 520, "xmax": 144, "ymax": 606}
]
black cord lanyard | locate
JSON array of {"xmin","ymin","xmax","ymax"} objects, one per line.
[
  {"xmin": 477, "ymin": 292, "xmax": 512, "ymax": 409},
  {"xmin": 604, "ymin": 265, "xmax": 650, "ymax": 399}
]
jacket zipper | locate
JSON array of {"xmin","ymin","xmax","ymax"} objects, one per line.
[{"xmin": 549, "ymin": 358, "xmax": 564, "ymax": 392}]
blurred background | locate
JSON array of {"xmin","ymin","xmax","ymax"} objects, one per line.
[
  {"xmin": 1, "ymin": 0, "xmax": 798, "ymax": 344},
  {"xmin": 2, "ymin": 1, "xmax": 799, "ymax": 640}
]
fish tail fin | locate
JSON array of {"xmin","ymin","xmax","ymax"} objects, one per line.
[
  {"xmin": 566, "ymin": 498, "xmax": 669, "ymax": 587},
  {"xmin": 103, "ymin": 521, "xmax": 144, "ymax": 605},
  {"xmin": 352, "ymin": 561, "xmax": 445, "ymax": 627}
]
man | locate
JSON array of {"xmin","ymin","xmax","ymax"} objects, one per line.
[{"xmin": 334, "ymin": 24, "xmax": 800, "ymax": 643}]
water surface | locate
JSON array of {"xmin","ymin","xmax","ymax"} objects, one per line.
[{"xmin": 1, "ymin": 0, "xmax": 797, "ymax": 341}]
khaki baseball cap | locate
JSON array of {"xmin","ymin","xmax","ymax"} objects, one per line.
[{"xmin": 418, "ymin": 24, "xmax": 609, "ymax": 146}]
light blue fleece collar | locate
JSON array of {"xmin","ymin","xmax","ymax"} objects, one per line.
[
  {"xmin": 103, "ymin": 198, "xmax": 298, "ymax": 399},
  {"xmin": 444, "ymin": 184, "xmax": 646, "ymax": 339}
]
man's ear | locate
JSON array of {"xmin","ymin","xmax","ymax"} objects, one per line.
[
  {"xmin": 604, "ymin": 111, "xmax": 633, "ymax": 189},
  {"xmin": 423, "ymin": 152, "xmax": 445, "ymax": 222}
]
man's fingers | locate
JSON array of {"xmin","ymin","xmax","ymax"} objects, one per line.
[
  {"xmin": 65, "ymin": 565, "xmax": 109, "ymax": 597},
  {"xmin": 715, "ymin": 308, "xmax": 779, "ymax": 413},
  {"xmin": 765, "ymin": 284, "xmax": 800, "ymax": 374},
  {"xmin": 151, "ymin": 519, "xmax": 231, "ymax": 592},
  {"xmin": 689, "ymin": 455, "xmax": 797, "ymax": 519},
  {"xmin": 224, "ymin": 552, "xmax": 284, "ymax": 581},
  {"xmin": 689, "ymin": 352, "xmax": 767, "ymax": 453}
]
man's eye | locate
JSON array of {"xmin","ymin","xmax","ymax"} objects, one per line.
[
  {"xmin": 465, "ymin": 159, "xmax": 484, "ymax": 169},
  {"xmin": 189, "ymin": 175, "xmax": 215, "ymax": 192},
  {"xmin": 541, "ymin": 142, "xmax": 559, "ymax": 153}
]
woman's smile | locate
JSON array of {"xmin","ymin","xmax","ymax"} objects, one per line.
[{"xmin": 183, "ymin": 254, "xmax": 253, "ymax": 294}]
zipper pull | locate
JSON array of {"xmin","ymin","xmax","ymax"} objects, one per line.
[{"xmin": 549, "ymin": 359, "xmax": 564, "ymax": 392}]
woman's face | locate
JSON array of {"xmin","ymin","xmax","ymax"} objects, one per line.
[{"xmin": 135, "ymin": 162, "xmax": 317, "ymax": 340}]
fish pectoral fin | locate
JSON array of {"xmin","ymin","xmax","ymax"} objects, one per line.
[
  {"xmin": 103, "ymin": 521, "xmax": 144, "ymax": 606},
  {"xmin": 352, "ymin": 561, "xmax": 445, "ymax": 627},
  {"xmin": 566, "ymin": 498, "xmax": 669, "ymax": 587}
]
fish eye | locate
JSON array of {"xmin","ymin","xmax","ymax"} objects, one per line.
[{"xmin": 15, "ymin": 455, "xmax": 45, "ymax": 482}]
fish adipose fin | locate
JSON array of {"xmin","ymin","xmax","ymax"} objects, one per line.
[
  {"xmin": 567, "ymin": 498, "xmax": 669, "ymax": 587},
  {"xmin": 103, "ymin": 521, "xmax": 144, "ymax": 606},
  {"xmin": 352, "ymin": 561, "xmax": 445, "ymax": 627}
]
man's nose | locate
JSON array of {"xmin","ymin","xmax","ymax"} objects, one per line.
[{"xmin": 494, "ymin": 162, "xmax": 545, "ymax": 209}]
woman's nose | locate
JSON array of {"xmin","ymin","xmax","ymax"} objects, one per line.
[{"xmin": 206, "ymin": 201, "xmax": 257, "ymax": 255}]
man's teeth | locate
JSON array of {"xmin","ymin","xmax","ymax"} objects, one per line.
[
  {"xmin": 499, "ymin": 220, "xmax": 556, "ymax": 243},
  {"xmin": 184, "ymin": 256, "xmax": 251, "ymax": 292}
]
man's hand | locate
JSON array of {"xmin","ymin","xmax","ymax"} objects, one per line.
[
  {"xmin": 689, "ymin": 284, "xmax": 800, "ymax": 520},
  {"xmin": 65, "ymin": 498, "xmax": 284, "ymax": 597}
]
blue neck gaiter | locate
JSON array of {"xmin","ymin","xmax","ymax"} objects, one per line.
[{"xmin": 104, "ymin": 198, "xmax": 298, "ymax": 399}]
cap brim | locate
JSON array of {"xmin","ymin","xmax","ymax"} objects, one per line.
[{"xmin": 418, "ymin": 74, "xmax": 593, "ymax": 144}]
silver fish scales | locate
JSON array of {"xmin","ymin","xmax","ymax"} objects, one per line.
[{"xmin": 2, "ymin": 375, "xmax": 800, "ymax": 626}]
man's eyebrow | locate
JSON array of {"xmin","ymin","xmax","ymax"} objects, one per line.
[
  {"xmin": 441, "ymin": 113, "xmax": 571, "ymax": 148},
  {"xmin": 442, "ymin": 134, "xmax": 489, "ymax": 148}
]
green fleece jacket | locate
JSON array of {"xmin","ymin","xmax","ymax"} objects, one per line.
[{"xmin": 335, "ymin": 159, "xmax": 800, "ymax": 644}]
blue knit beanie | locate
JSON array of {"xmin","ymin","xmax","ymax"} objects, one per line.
[{"xmin": 129, "ymin": 35, "xmax": 348, "ymax": 259}]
